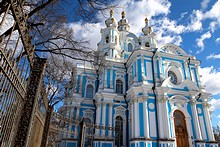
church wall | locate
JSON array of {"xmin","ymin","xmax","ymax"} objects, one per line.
[
  {"xmin": 187, "ymin": 102, "xmax": 197, "ymax": 138},
  {"xmin": 197, "ymin": 104, "xmax": 208, "ymax": 141},
  {"xmin": 55, "ymin": 12, "xmax": 218, "ymax": 147},
  {"xmin": 137, "ymin": 58, "xmax": 142, "ymax": 82},
  {"xmin": 148, "ymin": 97, "xmax": 158, "ymax": 139}
]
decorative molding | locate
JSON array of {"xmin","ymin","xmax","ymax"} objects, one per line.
[
  {"xmin": 114, "ymin": 105, "xmax": 126, "ymax": 120},
  {"xmin": 82, "ymin": 109, "xmax": 94, "ymax": 123}
]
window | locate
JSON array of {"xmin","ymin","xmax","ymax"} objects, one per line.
[
  {"xmin": 128, "ymin": 43, "xmax": 133, "ymax": 52},
  {"xmin": 145, "ymin": 42, "xmax": 150, "ymax": 47},
  {"xmin": 84, "ymin": 118, "xmax": 93, "ymax": 146},
  {"xmin": 115, "ymin": 116, "xmax": 123, "ymax": 147},
  {"xmin": 85, "ymin": 118, "xmax": 93, "ymax": 135},
  {"xmin": 168, "ymin": 71, "xmax": 178, "ymax": 84},
  {"xmin": 86, "ymin": 85, "xmax": 94, "ymax": 98},
  {"xmin": 105, "ymin": 35, "xmax": 109, "ymax": 43},
  {"xmin": 116, "ymin": 80, "xmax": 123, "ymax": 94}
]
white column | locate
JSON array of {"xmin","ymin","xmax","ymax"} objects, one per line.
[
  {"xmin": 203, "ymin": 102, "xmax": 215, "ymax": 141},
  {"xmin": 101, "ymin": 103, "xmax": 106, "ymax": 136},
  {"xmin": 143, "ymin": 101, "xmax": 150, "ymax": 138},
  {"xmin": 134, "ymin": 100, "xmax": 139, "ymax": 138},
  {"xmin": 68, "ymin": 107, "xmax": 74, "ymax": 138},
  {"xmin": 141, "ymin": 57, "xmax": 145, "ymax": 76},
  {"xmin": 191, "ymin": 100, "xmax": 202, "ymax": 140},
  {"xmin": 76, "ymin": 106, "xmax": 80, "ymax": 119},
  {"xmin": 157, "ymin": 100, "xmax": 164, "ymax": 138},
  {"xmin": 128, "ymin": 105, "xmax": 131, "ymax": 140},
  {"xmin": 95, "ymin": 103, "xmax": 101, "ymax": 136},
  {"xmin": 163, "ymin": 99, "xmax": 170, "ymax": 138},
  {"xmin": 74, "ymin": 124, "xmax": 78, "ymax": 139},
  {"xmin": 157, "ymin": 96, "xmax": 170, "ymax": 139},
  {"xmin": 110, "ymin": 69, "xmax": 113, "ymax": 88},
  {"xmin": 131, "ymin": 101, "xmax": 135, "ymax": 138},
  {"xmin": 74, "ymin": 107, "xmax": 80, "ymax": 139},
  {"xmin": 105, "ymin": 69, "xmax": 108, "ymax": 88},
  {"xmin": 108, "ymin": 103, "xmax": 113, "ymax": 137}
]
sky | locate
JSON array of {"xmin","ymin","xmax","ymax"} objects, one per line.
[{"xmin": 64, "ymin": 0, "xmax": 220, "ymax": 126}]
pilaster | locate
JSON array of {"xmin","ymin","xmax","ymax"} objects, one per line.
[
  {"xmin": 190, "ymin": 98, "xmax": 202, "ymax": 140},
  {"xmin": 101, "ymin": 102, "xmax": 107, "ymax": 137},
  {"xmin": 108, "ymin": 103, "xmax": 113, "ymax": 137},
  {"xmin": 95, "ymin": 103, "xmax": 101, "ymax": 136},
  {"xmin": 202, "ymin": 102, "xmax": 215, "ymax": 141}
]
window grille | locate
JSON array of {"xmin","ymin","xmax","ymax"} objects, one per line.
[
  {"xmin": 115, "ymin": 116, "xmax": 123, "ymax": 146},
  {"xmin": 116, "ymin": 80, "xmax": 123, "ymax": 94}
]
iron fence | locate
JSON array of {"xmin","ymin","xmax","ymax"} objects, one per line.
[{"xmin": 0, "ymin": 0, "xmax": 35, "ymax": 146}]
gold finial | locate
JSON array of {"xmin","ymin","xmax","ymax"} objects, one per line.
[
  {"xmin": 110, "ymin": 9, "xmax": 114, "ymax": 16},
  {"xmin": 145, "ymin": 17, "xmax": 149, "ymax": 24},
  {"xmin": 121, "ymin": 11, "xmax": 126, "ymax": 18}
]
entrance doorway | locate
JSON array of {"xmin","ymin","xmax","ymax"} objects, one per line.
[{"xmin": 174, "ymin": 110, "xmax": 189, "ymax": 147}]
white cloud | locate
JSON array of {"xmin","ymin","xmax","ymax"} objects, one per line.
[
  {"xmin": 204, "ymin": 1, "xmax": 220, "ymax": 24},
  {"xmin": 209, "ymin": 21, "xmax": 217, "ymax": 32},
  {"xmin": 186, "ymin": 10, "xmax": 203, "ymax": 32},
  {"xmin": 199, "ymin": 66, "xmax": 220, "ymax": 95},
  {"xmin": 0, "ymin": 13, "xmax": 14, "ymax": 35},
  {"xmin": 70, "ymin": 0, "xmax": 184, "ymax": 49},
  {"xmin": 206, "ymin": 54, "xmax": 220, "ymax": 59},
  {"xmin": 201, "ymin": 0, "xmax": 210, "ymax": 9},
  {"xmin": 179, "ymin": 12, "xmax": 188, "ymax": 20},
  {"xmin": 196, "ymin": 31, "xmax": 211, "ymax": 54},
  {"xmin": 215, "ymin": 38, "xmax": 220, "ymax": 44},
  {"xmin": 69, "ymin": 22, "xmax": 103, "ymax": 50},
  {"xmin": 68, "ymin": 0, "xmax": 220, "ymax": 50},
  {"xmin": 209, "ymin": 98, "xmax": 220, "ymax": 111}
]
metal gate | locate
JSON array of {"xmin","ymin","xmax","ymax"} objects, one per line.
[{"xmin": 0, "ymin": 0, "xmax": 41, "ymax": 146}]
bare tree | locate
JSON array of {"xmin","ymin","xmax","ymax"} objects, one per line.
[
  {"xmin": 40, "ymin": 57, "xmax": 74, "ymax": 147},
  {"xmin": 0, "ymin": 0, "xmax": 114, "ymax": 63}
]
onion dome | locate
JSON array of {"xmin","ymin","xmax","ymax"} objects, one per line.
[
  {"xmin": 118, "ymin": 11, "xmax": 130, "ymax": 31},
  {"xmin": 142, "ymin": 17, "xmax": 153, "ymax": 35},
  {"xmin": 105, "ymin": 9, "xmax": 117, "ymax": 27}
]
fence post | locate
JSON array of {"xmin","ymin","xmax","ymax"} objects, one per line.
[{"xmin": 13, "ymin": 58, "xmax": 47, "ymax": 147}]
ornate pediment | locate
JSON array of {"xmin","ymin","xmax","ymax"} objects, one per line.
[
  {"xmin": 82, "ymin": 109, "xmax": 94, "ymax": 121},
  {"xmin": 158, "ymin": 43, "xmax": 187, "ymax": 56},
  {"xmin": 170, "ymin": 95, "xmax": 189, "ymax": 108},
  {"xmin": 114, "ymin": 105, "xmax": 126, "ymax": 120}
]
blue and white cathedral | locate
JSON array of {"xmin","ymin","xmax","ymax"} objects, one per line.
[{"xmin": 56, "ymin": 10, "xmax": 218, "ymax": 147}]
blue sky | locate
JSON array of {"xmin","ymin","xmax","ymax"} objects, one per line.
[{"xmin": 66, "ymin": 0, "xmax": 220, "ymax": 126}]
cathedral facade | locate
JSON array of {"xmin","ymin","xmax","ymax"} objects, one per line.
[{"xmin": 56, "ymin": 10, "xmax": 218, "ymax": 147}]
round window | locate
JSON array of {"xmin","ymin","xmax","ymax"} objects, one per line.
[{"xmin": 168, "ymin": 71, "xmax": 178, "ymax": 84}]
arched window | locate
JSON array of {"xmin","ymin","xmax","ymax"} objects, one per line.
[
  {"xmin": 105, "ymin": 35, "xmax": 109, "ymax": 43},
  {"xmin": 85, "ymin": 118, "xmax": 93, "ymax": 134},
  {"xmin": 145, "ymin": 42, "xmax": 150, "ymax": 47},
  {"xmin": 116, "ymin": 80, "xmax": 123, "ymax": 94},
  {"xmin": 86, "ymin": 85, "xmax": 94, "ymax": 98},
  {"xmin": 115, "ymin": 116, "xmax": 123, "ymax": 147},
  {"xmin": 84, "ymin": 118, "xmax": 93, "ymax": 146},
  {"xmin": 128, "ymin": 43, "xmax": 133, "ymax": 52}
]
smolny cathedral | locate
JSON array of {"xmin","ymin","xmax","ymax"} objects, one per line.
[{"xmin": 56, "ymin": 10, "xmax": 218, "ymax": 147}]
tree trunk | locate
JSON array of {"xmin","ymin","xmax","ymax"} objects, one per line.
[
  {"xmin": 14, "ymin": 58, "xmax": 47, "ymax": 147},
  {"xmin": 40, "ymin": 105, "xmax": 53, "ymax": 147}
]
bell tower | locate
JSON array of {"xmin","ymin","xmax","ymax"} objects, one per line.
[
  {"xmin": 139, "ymin": 18, "xmax": 157, "ymax": 49},
  {"xmin": 97, "ymin": 10, "xmax": 121, "ymax": 59}
]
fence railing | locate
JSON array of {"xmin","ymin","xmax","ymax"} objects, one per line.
[
  {"xmin": 48, "ymin": 113, "xmax": 123, "ymax": 147},
  {"xmin": 0, "ymin": 0, "xmax": 41, "ymax": 146}
]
